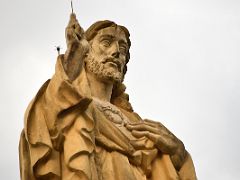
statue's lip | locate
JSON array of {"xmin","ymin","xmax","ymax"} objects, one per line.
[
  {"xmin": 107, "ymin": 61, "xmax": 118, "ymax": 68},
  {"xmin": 103, "ymin": 58, "xmax": 122, "ymax": 71}
]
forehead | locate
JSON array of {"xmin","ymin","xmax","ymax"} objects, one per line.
[{"xmin": 95, "ymin": 26, "xmax": 127, "ymax": 43}]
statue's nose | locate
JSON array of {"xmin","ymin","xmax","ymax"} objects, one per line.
[
  {"xmin": 111, "ymin": 42, "xmax": 120, "ymax": 58},
  {"xmin": 112, "ymin": 51, "xmax": 120, "ymax": 58}
]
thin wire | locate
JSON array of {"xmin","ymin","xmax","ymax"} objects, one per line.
[{"xmin": 71, "ymin": 0, "xmax": 74, "ymax": 13}]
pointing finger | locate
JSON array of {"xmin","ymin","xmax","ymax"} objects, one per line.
[{"xmin": 126, "ymin": 123, "xmax": 160, "ymax": 134}]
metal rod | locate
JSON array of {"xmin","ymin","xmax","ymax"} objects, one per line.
[{"xmin": 71, "ymin": 0, "xmax": 74, "ymax": 13}]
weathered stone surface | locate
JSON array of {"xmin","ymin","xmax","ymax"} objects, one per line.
[{"xmin": 19, "ymin": 13, "xmax": 197, "ymax": 180}]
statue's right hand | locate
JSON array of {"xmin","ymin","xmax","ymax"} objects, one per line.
[
  {"xmin": 65, "ymin": 13, "xmax": 85, "ymax": 48},
  {"xmin": 64, "ymin": 13, "xmax": 89, "ymax": 81}
]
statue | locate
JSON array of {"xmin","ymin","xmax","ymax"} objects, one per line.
[{"xmin": 19, "ymin": 13, "xmax": 197, "ymax": 180}]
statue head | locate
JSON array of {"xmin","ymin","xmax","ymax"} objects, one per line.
[{"xmin": 85, "ymin": 20, "xmax": 131, "ymax": 84}]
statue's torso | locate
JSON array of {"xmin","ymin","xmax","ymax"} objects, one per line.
[{"xmin": 90, "ymin": 98, "xmax": 159, "ymax": 180}]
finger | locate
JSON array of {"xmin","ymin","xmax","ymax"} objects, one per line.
[
  {"xmin": 128, "ymin": 120, "xmax": 175, "ymax": 140},
  {"xmin": 70, "ymin": 13, "xmax": 76, "ymax": 20},
  {"xmin": 130, "ymin": 139, "xmax": 150, "ymax": 150},
  {"xmin": 75, "ymin": 23, "xmax": 83, "ymax": 33},
  {"xmin": 143, "ymin": 131, "xmax": 177, "ymax": 154},
  {"xmin": 126, "ymin": 122, "xmax": 171, "ymax": 138},
  {"xmin": 144, "ymin": 119, "xmax": 174, "ymax": 137},
  {"xmin": 143, "ymin": 131, "xmax": 160, "ymax": 143},
  {"xmin": 144, "ymin": 119, "xmax": 163, "ymax": 127},
  {"xmin": 128, "ymin": 120, "xmax": 161, "ymax": 129},
  {"xmin": 74, "ymin": 25, "xmax": 83, "ymax": 40},
  {"xmin": 144, "ymin": 119, "xmax": 157, "ymax": 124},
  {"xmin": 127, "ymin": 121, "xmax": 143, "ymax": 125},
  {"xmin": 131, "ymin": 130, "xmax": 149, "ymax": 138},
  {"xmin": 131, "ymin": 130, "xmax": 159, "ymax": 143},
  {"xmin": 66, "ymin": 28, "xmax": 80, "ymax": 43},
  {"xmin": 132, "ymin": 130, "xmax": 177, "ymax": 154},
  {"xmin": 66, "ymin": 28, "xmax": 75, "ymax": 40},
  {"xmin": 68, "ymin": 13, "xmax": 77, "ymax": 27},
  {"xmin": 126, "ymin": 124, "xmax": 160, "ymax": 134}
]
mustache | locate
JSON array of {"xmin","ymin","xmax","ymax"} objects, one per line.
[{"xmin": 102, "ymin": 57, "xmax": 122, "ymax": 70}]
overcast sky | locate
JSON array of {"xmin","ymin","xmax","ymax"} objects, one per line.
[{"xmin": 0, "ymin": 0, "xmax": 240, "ymax": 179}]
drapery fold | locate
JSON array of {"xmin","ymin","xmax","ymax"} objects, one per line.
[{"xmin": 19, "ymin": 55, "xmax": 197, "ymax": 180}]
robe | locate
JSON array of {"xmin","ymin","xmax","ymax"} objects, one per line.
[{"xmin": 19, "ymin": 55, "xmax": 197, "ymax": 180}]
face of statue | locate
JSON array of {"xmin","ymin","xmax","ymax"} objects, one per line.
[{"xmin": 85, "ymin": 26, "xmax": 129, "ymax": 83}]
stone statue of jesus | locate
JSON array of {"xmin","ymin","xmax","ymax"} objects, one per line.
[{"xmin": 19, "ymin": 14, "xmax": 197, "ymax": 180}]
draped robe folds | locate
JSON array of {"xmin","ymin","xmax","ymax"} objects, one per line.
[{"xmin": 19, "ymin": 55, "xmax": 197, "ymax": 180}]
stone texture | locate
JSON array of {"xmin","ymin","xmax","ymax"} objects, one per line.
[{"xmin": 19, "ymin": 13, "xmax": 197, "ymax": 180}]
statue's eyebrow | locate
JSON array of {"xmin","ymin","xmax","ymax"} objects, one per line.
[
  {"xmin": 99, "ymin": 34, "xmax": 114, "ymax": 41},
  {"xmin": 119, "ymin": 39, "xmax": 128, "ymax": 47},
  {"xmin": 99, "ymin": 34, "xmax": 128, "ymax": 48}
]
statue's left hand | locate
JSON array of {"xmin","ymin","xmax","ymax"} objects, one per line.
[{"xmin": 126, "ymin": 119, "xmax": 186, "ymax": 170}]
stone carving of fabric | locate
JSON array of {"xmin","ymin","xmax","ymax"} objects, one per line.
[{"xmin": 19, "ymin": 55, "xmax": 197, "ymax": 180}]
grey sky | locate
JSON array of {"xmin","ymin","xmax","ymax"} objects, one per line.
[{"xmin": 0, "ymin": 0, "xmax": 240, "ymax": 179}]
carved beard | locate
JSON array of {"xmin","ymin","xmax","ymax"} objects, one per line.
[{"xmin": 85, "ymin": 55, "xmax": 124, "ymax": 83}]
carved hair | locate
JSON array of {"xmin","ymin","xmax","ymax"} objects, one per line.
[{"xmin": 85, "ymin": 21, "xmax": 133, "ymax": 112}]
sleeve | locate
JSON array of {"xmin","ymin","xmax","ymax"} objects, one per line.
[{"xmin": 19, "ymin": 55, "xmax": 92, "ymax": 179}]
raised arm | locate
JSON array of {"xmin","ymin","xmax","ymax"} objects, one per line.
[{"xmin": 63, "ymin": 13, "xmax": 89, "ymax": 81}]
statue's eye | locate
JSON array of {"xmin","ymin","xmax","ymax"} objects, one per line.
[
  {"xmin": 119, "ymin": 45, "xmax": 127, "ymax": 55},
  {"xmin": 101, "ymin": 39, "xmax": 111, "ymax": 47}
]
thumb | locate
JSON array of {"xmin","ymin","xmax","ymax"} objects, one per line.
[
  {"xmin": 67, "ymin": 13, "xmax": 78, "ymax": 26},
  {"xmin": 70, "ymin": 13, "xmax": 76, "ymax": 20}
]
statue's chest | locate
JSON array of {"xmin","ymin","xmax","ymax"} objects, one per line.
[
  {"xmin": 92, "ymin": 98, "xmax": 136, "ymax": 140},
  {"xmin": 93, "ymin": 98, "xmax": 129, "ymax": 126}
]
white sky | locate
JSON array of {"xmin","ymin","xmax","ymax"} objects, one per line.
[{"xmin": 0, "ymin": 0, "xmax": 240, "ymax": 179}]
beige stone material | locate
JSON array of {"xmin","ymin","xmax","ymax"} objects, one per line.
[{"xmin": 19, "ymin": 13, "xmax": 197, "ymax": 180}]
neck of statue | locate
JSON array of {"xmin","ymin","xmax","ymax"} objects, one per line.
[{"xmin": 86, "ymin": 72, "xmax": 113, "ymax": 102}]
